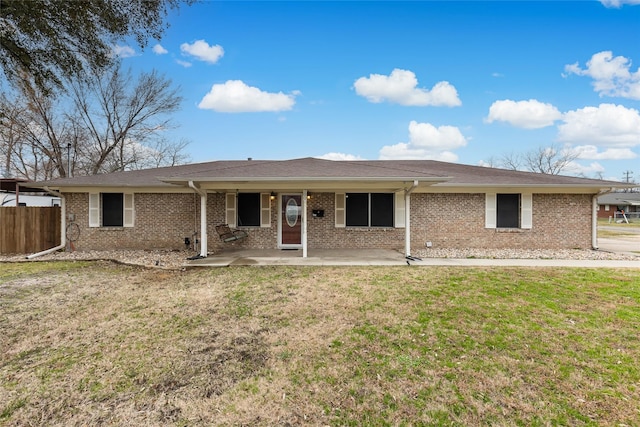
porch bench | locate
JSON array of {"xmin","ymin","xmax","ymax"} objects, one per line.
[{"xmin": 215, "ymin": 224, "xmax": 248, "ymax": 243}]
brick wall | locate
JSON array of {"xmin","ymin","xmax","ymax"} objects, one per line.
[
  {"xmin": 307, "ymin": 192, "xmax": 405, "ymax": 250},
  {"xmin": 64, "ymin": 191, "xmax": 594, "ymax": 252},
  {"xmin": 65, "ymin": 192, "xmax": 199, "ymax": 251},
  {"xmin": 409, "ymin": 193, "xmax": 593, "ymax": 249}
]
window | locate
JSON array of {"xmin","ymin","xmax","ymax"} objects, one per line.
[
  {"xmin": 345, "ymin": 193, "xmax": 394, "ymax": 227},
  {"xmin": 496, "ymin": 194, "xmax": 520, "ymax": 228},
  {"xmin": 102, "ymin": 193, "xmax": 124, "ymax": 226},
  {"xmin": 89, "ymin": 192, "xmax": 134, "ymax": 227},
  {"xmin": 485, "ymin": 193, "xmax": 532, "ymax": 229},
  {"xmin": 237, "ymin": 193, "xmax": 261, "ymax": 226},
  {"xmin": 226, "ymin": 193, "xmax": 271, "ymax": 228}
]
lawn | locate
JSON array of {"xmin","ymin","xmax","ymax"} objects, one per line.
[{"xmin": 1, "ymin": 262, "xmax": 639, "ymax": 426}]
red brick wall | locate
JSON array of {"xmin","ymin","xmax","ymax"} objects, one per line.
[{"xmin": 64, "ymin": 191, "xmax": 594, "ymax": 252}]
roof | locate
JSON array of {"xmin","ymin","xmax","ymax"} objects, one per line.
[
  {"xmin": 598, "ymin": 192, "xmax": 640, "ymax": 205},
  {"xmin": 26, "ymin": 157, "xmax": 632, "ymax": 191}
]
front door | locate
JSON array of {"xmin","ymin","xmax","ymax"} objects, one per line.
[{"xmin": 280, "ymin": 194, "xmax": 302, "ymax": 248}]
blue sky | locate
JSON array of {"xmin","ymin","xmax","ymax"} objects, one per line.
[{"xmin": 118, "ymin": 0, "xmax": 639, "ymax": 181}]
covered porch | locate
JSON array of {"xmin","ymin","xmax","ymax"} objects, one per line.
[{"xmin": 186, "ymin": 248, "xmax": 412, "ymax": 266}]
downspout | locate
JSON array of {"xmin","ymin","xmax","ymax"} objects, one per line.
[
  {"xmin": 404, "ymin": 180, "xmax": 419, "ymax": 257},
  {"xmin": 26, "ymin": 187, "xmax": 66, "ymax": 259},
  {"xmin": 188, "ymin": 181, "xmax": 208, "ymax": 258},
  {"xmin": 592, "ymin": 188, "xmax": 614, "ymax": 250}
]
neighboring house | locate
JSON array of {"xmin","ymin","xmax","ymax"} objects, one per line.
[
  {"xmin": 26, "ymin": 157, "xmax": 633, "ymax": 257},
  {"xmin": 597, "ymin": 192, "xmax": 640, "ymax": 220}
]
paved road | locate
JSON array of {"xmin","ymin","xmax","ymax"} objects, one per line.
[{"xmin": 598, "ymin": 224, "xmax": 640, "ymax": 255}]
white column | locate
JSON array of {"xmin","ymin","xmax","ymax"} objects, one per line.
[
  {"xmin": 200, "ymin": 192, "xmax": 208, "ymax": 257},
  {"xmin": 404, "ymin": 191, "xmax": 411, "ymax": 257},
  {"xmin": 302, "ymin": 190, "xmax": 308, "ymax": 258},
  {"xmin": 592, "ymin": 194, "xmax": 598, "ymax": 250}
]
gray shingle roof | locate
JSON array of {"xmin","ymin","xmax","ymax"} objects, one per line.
[{"xmin": 27, "ymin": 157, "xmax": 629, "ymax": 189}]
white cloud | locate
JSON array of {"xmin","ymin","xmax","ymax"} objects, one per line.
[
  {"xmin": 379, "ymin": 121, "xmax": 467, "ymax": 161},
  {"xmin": 486, "ymin": 99, "xmax": 563, "ymax": 129},
  {"xmin": 112, "ymin": 44, "xmax": 136, "ymax": 58},
  {"xmin": 176, "ymin": 59, "xmax": 192, "ymax": 68},
  {"xmin": 180, "ymin": 40, "xmax": 224, "ymax": 64},
  {"xmin": 316, "ymin": 152, "xmax": 365, "ymax": 161},
  {"xmin": 198, "ymin": 80, "xmax": 298, "ymax": 113},
  {"xmin": 574, "ymin": 145, "xmax": 637, "ymax": 160},
  {"xmin": 564, "ymin": 161, "xmax": 606, "ymax": 177},
  {"xmin": 599, "ymin": 0, "xmax": 640, "ymax": 7},
  {"xmin": 558, "ymin": 104, "xmax": 640, "ymax": 147},
  {"xmin": 354, "ymin": 69, "xmax": 461, "ymax": 107},
  {"xmin": 152, "ymin": 44, "xmax": 168, "ymax": 55},
  {"xmin": 563, "ymin": 51, "xmax": 640, "ymax": 99}
]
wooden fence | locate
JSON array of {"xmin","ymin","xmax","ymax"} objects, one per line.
[{"xmin": 0, "ymin": 207, "xmax": 61, "ymax": 254}]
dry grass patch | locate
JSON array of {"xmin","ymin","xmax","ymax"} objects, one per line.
[{"xmin": 1, "ymin": 263, "xmax": 639, "ymax": 425}]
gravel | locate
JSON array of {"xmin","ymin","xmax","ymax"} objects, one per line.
[{"xmin": 0, "ymin": 246, "xmax": 636, "ymax": 269}]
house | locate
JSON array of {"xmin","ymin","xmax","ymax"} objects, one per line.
[
  {"xmin": 26, "ymin": 157, "xmax": 633, "ymax": 258},
  {"xmin": 597, "ymin": 192, "xmax": 640, "ymax": 221}
]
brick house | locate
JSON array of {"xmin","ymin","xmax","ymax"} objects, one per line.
[
  {"xmin": 596, "ymin": 192, "xmax": 640, "ymax": 221},
  {"xmin": 27, "ymin": 157, "xmax": 632, "ymax": 258}
]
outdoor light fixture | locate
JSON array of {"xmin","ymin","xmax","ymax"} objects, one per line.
[{"xmin": 270, "ymin": 192, "xmax": 276, "ymax": 200}]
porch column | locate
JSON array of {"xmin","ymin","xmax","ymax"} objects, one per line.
[
  {"xmin": 188, "ymin": 181, "xmax": 208, "ymax": 258},
  {"xmin": 200, "ymin": 192, "xmax": 208, "ymax": 257},
  {"xmin": 302, "ymin": 189, "xmax": 308, "ymax": 258},
  {"xmin": 404, "ymin": 180, "xmax": 418, "ymax": 257},
  {"xmin": 405, "ymin": 191, "xmax": 411, "ymax": 257}
]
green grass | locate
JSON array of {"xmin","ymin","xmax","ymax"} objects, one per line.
[{"xmin": 1, "ymin": 262, "xmax": 639, "ymax": 425}]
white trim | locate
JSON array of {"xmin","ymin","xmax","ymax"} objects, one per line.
[
  {"xmin": 260, "ymin": 193, "xmax": 271, "ymax": 228},
  {"xmin": 225, "ymin": 193, "xmax": 236, "ymax": 227},
  {"xmin": 395, "ymin": 191, "xmax": 405, "ymax": 228},
  {"xmin": 485, "ymin": 193, "xmax": 497, "ymax": 229},
  {"xmin": 335, "ymin": 193, "xmax": 345, "ymax": 228},
  {"xmin": 89, "ymin": 193, "xmax": 100, "ymax": 227},
  {"xmin": 521, "ymin": 193, "xmax": 532, "ymax": 229},
  {"xmin": 123, "ymin": 193, "xmax": 134, "ymax": 227}
]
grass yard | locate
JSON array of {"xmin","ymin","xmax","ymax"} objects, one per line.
[{"xmin": 1, "ymin": 262, "xmax": 639, "ymax": 426}]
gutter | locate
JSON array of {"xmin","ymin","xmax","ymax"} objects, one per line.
[
  {"xmin": 592, "ymin": 188, "xmax": 615, "ymax": 250},
  {"xmin": 26, "ymin": 187, "xmax": 66, "ymax": 259}
]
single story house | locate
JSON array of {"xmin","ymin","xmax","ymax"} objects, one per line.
[
  {"xmin": 597, "ymin": 192, "xmax": 640, "ymax": 221},
  {"xmin": 26, "ymin": 157, "xmax": 633, "ymax": 258}
]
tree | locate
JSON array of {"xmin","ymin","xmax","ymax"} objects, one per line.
[
  {"xmin": 69, "ymin": 65, "xmax": 185, "ymax": 174},
  {"xmin": 0, "ymin": 0, "xmax": 190, "ymax": 94},
  {"xmin": 0, "ymin": 63, "xmax": 189, "ymax": 180},
  {"xmin": 523, "ymin": 144, "xmax": 579, "ymax": 175},
  {"xmin": 493, "ymin": 144, "xmax": 579, "ymax": 175}
]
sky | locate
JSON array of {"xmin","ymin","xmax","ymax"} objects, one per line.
[{"xmin": 117, "ymin": 0, "xmax": 640, "ymax": 182}]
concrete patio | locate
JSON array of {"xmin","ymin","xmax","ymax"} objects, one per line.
[{"xmin": 185, "ymin": 248, "xmax": 639, "ymax": 268}]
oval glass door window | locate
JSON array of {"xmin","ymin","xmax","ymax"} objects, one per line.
[{"xmin": 286, "ymin": 198, "xmax": 298, "ymax": 227}]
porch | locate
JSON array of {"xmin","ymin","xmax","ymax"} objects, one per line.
[{"xmin": 186, "ymin": 248, "xmax": 410, "ymax": 266}]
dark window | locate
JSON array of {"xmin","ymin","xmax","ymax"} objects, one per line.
[
  {"xmin": 497, "ymin": 194, "xmax": 520, "ymax": 228},
  {"xmin": 237, "ymin": 193, "xmax": 260, "ymax": 226},
  {"xmin": 346, "ymin": 193, "xmax": 369, "ymax": 226},
  {"xmin": 102, "ymin": 193, "xmax": 123, "ymax": 227},
  {"xmin": 346, "ymin": 193, "xmax": 394, "ymax": 227},
  {"xmin": 371, "ymin": 193, "xmax": 394, "ymax": 227}
]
